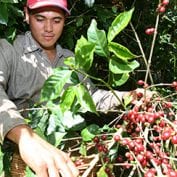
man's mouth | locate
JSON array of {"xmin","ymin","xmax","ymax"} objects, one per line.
[{"xmin": 43, "ymin": 34, "xmax": 55, "ymax": 41}]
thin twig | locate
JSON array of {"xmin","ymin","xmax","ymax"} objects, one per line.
[
  {"xmin": 72, "ymin": 67, "xmax": 126, "ymax": 109},
  {"xmin": 145, "ymin": 14, "xmax": 160, "ymax": 84},
  {"xmin": 128, "ymin": 165, "xmax": 137, "ymax": 177},
  {"xmin": 130, "ymin": 22, "xmax": 154, "ymax": 84},
  {"xmin": 81, "ymin": 154, "xmax": 99, "ymax": 177}
]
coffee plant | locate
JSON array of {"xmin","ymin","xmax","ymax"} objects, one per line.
[{"xmin": 0, "ymin": 0, "xmax": 177, "ymax": 177}]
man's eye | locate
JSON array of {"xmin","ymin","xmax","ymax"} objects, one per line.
[
  {"xmin": 36, "ymin": 18, "xmax": 44, "ymax": 22},
  {"xmin": 54, "ymin": 19, "xmax": 61, "ymax": 23}
]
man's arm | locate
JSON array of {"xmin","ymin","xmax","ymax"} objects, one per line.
[
  {"xmin": 0, "ymin": 39, "xmax": 26, "ymax": 143},
  {"xmin": 91, "ymin": 87, "xmax": 155, "ymax": 113},
  {"xmin": 92, "ymin": 89, "xmax": 127, "ymax": 113},
  {"xmin": 0, "ymin": 40, "xmax": 79, "ymax": 177},
  {"xmin": 7, "ymin": 125, "xmax": 79, "ymax": 177}
]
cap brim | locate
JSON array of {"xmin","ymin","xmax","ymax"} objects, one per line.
[{"xmin": 28, "ymin": 1, "xmax": 70, "ymax": 15}]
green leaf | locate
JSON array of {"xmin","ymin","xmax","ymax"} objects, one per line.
[
  {"xmin": 62, "ymin": 111, "xmax": 86, "ymax": 131},
  {"xmin": 0, "ymin": 4, "xmax": 8, "ymax": 25},
  {"xmin": 87, "ymin": 19, "xmax": 109, "ymax": 57},
  {"xmin": 108, "ymin": 8, "xmax": 134, "ymax": 42},
  {"xmin": 49, "ymin": 132, "xmax": 66, "ymax": 147},
  {"xmin": 29, "ymin": 108, "xmax": 48, "ymax": 130},
  {"xmin": 76, "ymin": 17, "xmax": 84, "ymax": 27},
  {"xmin": 108, "ymin": 143, "xmax": 119, "ymax": 161},
  {"xmin": 6, "ymin": 27, "xmax": 16, "ymax": 41},
  {"xmin": 81, "ymin": 129, "xmax": 95, "ymax": 141},
  {"xmin": 109, "ymin": 72, "xmax": 129, "ymax": 87},
  {"xmin": 109, "ymin": 42, "xmax": 137, "ymax": 60},
  {"xmin": 1, "ymin": 0, "xmax": 19, "ymax": 3},
  {"xmin": 75, "ymin": 36, "xmax": 95, "ymax": 71},
  {"xmin": 79, "ymin": 143, "xmax": 87, "ymax": 156},
  {"xmin": 172, "ymin": 102, "xmax": 177, "ymax": 109},
  {"xmin": 33, "ymin": 127, "xmax": 46, "ymax": 140},
  {"xmin": 75, "ymin": 84, "xmax": 97, "ymax": 114},
  {"xmin": 40, "ymin": 67, "xmax": 72, "ymax": 102},
  {"xmin": 84, "ymin": 0, "xmax": 95, "ymax": 7},
  {"xmin": 64, "ymin": 56, "xmax": 75, "ymax": 67},
  {"xmin": 123, "ymin": 94, "xmax": 133, "ymax": 107},
  {"xmin": 47, "ymin": 114, "xmax": 60, "ymax": 135},
  {"xmin": 54, "ymin": 132, "xmax": 66, "ymax": 146},
  {"xmin": 25, "ymin": 166, "xmax": 36, "ymax": 177},
  {"xmin": 37, "ymin": 111, "xmax": 49, "ymax": 133},
  {"xmin": 60, "ymin": 86, "xmax": 76, "ymax": 113},
  {"xmin": 70, "ymin": 71, "xmax": 80, "ymax": 85},
  {"xmin": 109, "ymin": 58, "xmax": 140, "ymax": 74},
  {"xmin": 46, "ymin": 103, "xmax": 65, "ymax": 135},
  {"xmin": 97, "ymin": 165, "xmax": 108, "ymax": 177},
  {"xmin": 0, "ymin": 146, "xmax": 4, "ymax": 176},
  {"xmin": 81, "ymin": 124, "xmax": 100, "ymax": 142}
]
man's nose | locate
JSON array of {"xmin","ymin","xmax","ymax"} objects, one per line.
[{"xmin": 44, "ymin": 20, "xmax": 53, "ymax": 32}]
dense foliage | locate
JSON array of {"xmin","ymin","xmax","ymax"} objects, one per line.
[
  {"xmin": 0, "ymin": 0, "xmax": 176, "ymax": 85},
  {"xmin": 0, "ymin": 0, "xmax": 177, "ymax": 177}
]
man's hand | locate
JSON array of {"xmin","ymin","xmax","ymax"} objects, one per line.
[{"xmin": 6, "ymin": 125, "xmax": 79, "ymax": 177}]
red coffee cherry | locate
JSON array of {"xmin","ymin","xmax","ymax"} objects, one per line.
[
  {"xmin": 161, "ymin": 130, "xmax": 171, "ymax": 140},
  {"xmin": 172, "ymin": 81, "xmax": 177, "ymax": 87},
  {"xmin": 158, "ymin": 5, "xmax": 166, "ymax": 13},
  {"xmin": 114, "ymin": 135, "xmax": 120, "ymax": 142},
  {"xmin": 145, "ymin": 28, "xmax": 155, "ymax": 35},
  {"xmin": 93, "ymin": 136, "xmax": 100, "ymax": 143},
  {"xmin": 171, "ymin": 135, "xmax": 177, "ymax": 144},
  {"xmin": 101, "ymin": 134, "xmax": 107, "ymax": 140},
  {"xmin": 167, "ymin": 170, "xmax": 177, "ymax": 177},
  {"xmin": 137, "ymin": 80, "xmax": 144, "ymax": 85},
  {"xmin": 162, "ymin": 0, "xmax": 169, "ymax": 6},
  {"xmin": 164, "ymin": 102, "xmax": 172, "ymax": 108},
  {"xmin": 144, "ymin": 169, "xmax": 156, "ymax": 177}
]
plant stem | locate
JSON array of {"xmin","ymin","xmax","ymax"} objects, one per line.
[
  {"xmin": 81, "ymin": 154, "xmax": 99, "ymax": 177},
  {"xmin": 130, "ymin": 22, "xmax": 154, "ymax": 84},
  {"xmin": 74, "ymin": 68, "xmax": 126, "ymax": 110},
  {"xmin": 145, "ymin": 14, "xmax": 160, "ymax": 84}
]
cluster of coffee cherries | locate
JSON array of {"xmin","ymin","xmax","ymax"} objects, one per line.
[
  {"xmin": 157, "ymin": 0, "xmax": 169, "ymax": 13},
  {"xmin": 145, "ymin": 0, "xmax": 170, "ymax": 36},
  {"xmin": 76, "ymin": 80, "xmax": 176, "ymax": 177},
  {"xmin": 93, "ymin": 134, "xmax": 116, "ymax": 177},
  {"xmin": 112, "ymin": 81, "xmax": 177, "ymax": 177}
]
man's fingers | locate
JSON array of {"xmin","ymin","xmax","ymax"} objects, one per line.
[
  {"xmin": 36, "ymin": 168, "xmax": 48, "ymax": 177},
  {"xmin": 60, "ymin": 152, "xmax": 79, "ymax": 176},
  {"xmin": 66, "ymin": 158, "xmax": 79, "ymax": 177},
  {"xmin": 55, "ymin": 151, "xmax": 79, "ymax": 177},
  {"xmin": 48, "ymin": 164, "xmax": 60, "ymax": 177},
  {"xmin": 57, "ymin": 162, "xmax": 75, "ymax": 177}
]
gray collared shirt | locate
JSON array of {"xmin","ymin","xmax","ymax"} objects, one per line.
[
  {"xmin": 0, "ymin": 31, "xmax": 77, "ymax": 143},
  {"xmin": 0, "ymin": 31, "xmax": 124, "ymax": 143}
]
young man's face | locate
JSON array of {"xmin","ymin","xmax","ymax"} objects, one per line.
[{"xmin": 25, "ymin": 6, "xmax": 65, "ymax": 50}]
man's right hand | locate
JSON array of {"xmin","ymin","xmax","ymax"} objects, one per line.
[{"xmin": 6, "ymin": 125, "xmax": 79, "ymax": 177}]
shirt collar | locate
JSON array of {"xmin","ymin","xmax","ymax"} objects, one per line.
[
  {"xmin": 24, "ymin": 31, "xmax": 63, "ymax": 58},
  {"xmin": 56, "ymin": 44, "xmax": 64, "ymax": 58},
  {"xmin": 24, "ymin": 31, "xmax": 41, "ymax": 54}
]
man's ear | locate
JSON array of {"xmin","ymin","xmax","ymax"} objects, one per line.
[{"xmin": 24, "ymin": 7, "xmax": 29, "ymax": 24}]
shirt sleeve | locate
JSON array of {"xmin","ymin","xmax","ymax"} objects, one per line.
[
  {"xmin": 82, "ymin": 76, "xmax": 126, "ymax": 113},
  {"xmin": 77, "ymin": 70, "xmax": 127, "ymax": 113},
  {"xmin": 0, "ymin": 39, "xmax": 26, "ymax": 144},
  {"xmin": 92, "ymin": 89, "xmax": 127, "ymax": 113}
]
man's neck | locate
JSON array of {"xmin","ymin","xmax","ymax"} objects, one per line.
[{"xmin": 44, "ymin": 48, "xmax": 57, "ymax": 62}]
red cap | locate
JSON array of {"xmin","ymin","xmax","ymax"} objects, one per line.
[{"xmin": 27, "ymin": 0, "xmax": 70, "ymax": 15}]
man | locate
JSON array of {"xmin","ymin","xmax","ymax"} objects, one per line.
[
  {"xmin": 0, "ymin": 0, "xmax": 139, "ymax": 176},
  {"xmin": 0, "ymin": 1, "xmax": 80, "ymax": 176}
]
